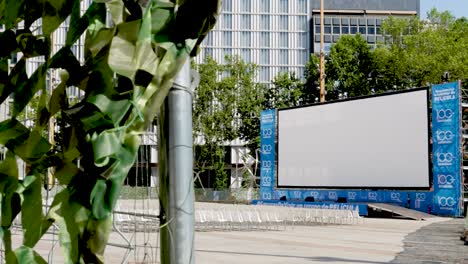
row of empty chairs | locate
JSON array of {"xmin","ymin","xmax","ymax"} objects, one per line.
[{"xmin": 194, "ymin": 203, "xmax": 363, "ymax": 231}]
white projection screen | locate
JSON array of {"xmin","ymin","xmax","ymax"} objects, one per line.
[{"xmin": 277, "ymin": 88, "xmax": 430, "ymax": 189}]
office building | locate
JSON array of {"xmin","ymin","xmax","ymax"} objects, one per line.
[{"xmin": 196, "ymin": 0, "xmax": 420, "ymax": 82}]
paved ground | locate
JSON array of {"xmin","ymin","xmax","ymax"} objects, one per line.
[
  {"xmin": 391, "ymin": 218, "xmax": 468, "ymax": 264},
  {"xmin": 9, "ymin": 215, "xmax": 466, "ymax": 263},
  {"xmin": 195, "ymin": 218, "xmax": 448, "ymax": 264}
]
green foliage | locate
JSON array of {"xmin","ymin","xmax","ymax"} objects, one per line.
[
  {"xmin": 265, "ymin": 72, "xmax": 303, "ymax": 109},
  {"xmin": 194, "ymin": 55, "xmax": 263, "ymax": 188},
  {"xmin": 0, "ymin": 0, "xmax": 220, "ymax": 263}
]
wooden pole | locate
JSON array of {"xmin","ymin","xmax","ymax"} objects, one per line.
[{"xmin": 319, "ymin": 0, "xmax": 326, "ymax": 102}]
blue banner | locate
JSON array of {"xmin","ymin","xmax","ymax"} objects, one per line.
[
  {"xmin": 431, "ymin": 82, "xmax": 462, "ymax": 216},
  {"xmin": 260, "ymin": 110, "xmax": 276, "ymax": 200}
]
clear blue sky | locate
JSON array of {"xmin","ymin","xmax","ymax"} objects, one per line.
[{"xmin": 420, "ymin": 0, "xmax": 468, "ymax": 18}]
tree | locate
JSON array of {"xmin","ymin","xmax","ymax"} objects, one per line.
[
  {"xmin": 0, "ymin": 0, "xmax": 220, "ymax": 263},
  {"xmin": 301, "ymin": 54, "xmax": 321, "ymax": 104},
  {"xmin": 194, "ymin": 55, "xmax": 263, "ymax": 188},
  {"xmin": 265, "ymin": 71, "xmax": 303, "ymax": 109},
  {"xmin": 327, "ymin": 34, "xmax": 374, "ymax": 97}
]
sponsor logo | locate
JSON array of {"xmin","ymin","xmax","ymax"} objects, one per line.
[
  {"xmin": 261, "ymin": 192, "xmax": 272, "ymax": 200},
  {"xmin": 435, "ymin": 130, "xmax": 454, "ymax": 144},
  {"xmin": 261, "ymin": 177, "xmax": 272, "ymax": 187},
  {"xmin": 348, "ymin": 192, "xmax": 357, "ymax": 200},
  {"xmin": 328, "ymin": 191, "xmax": 337, "ymax": 200},
  {"xmin": 262, "ymin": 128, "xmax": 273, "ymax": 138},
  {"xmin": 310, "ymin": 191, "xmax": 320, "ymax": 198},
  {"xmin": 415, "ymin": 193, "xmax": 426, "ymax": 201},
  {"xmin": 390, "ymin": 192, "xmax": 401, "ymax": 202},
  {"xmin": 261, "ymin": 144, "xmax": 273, "ymax": 154},
  {"xmin": 368, "ymin": 192, "xmax": 378, "ymax": 200},
  {"xmin": 437, "ymin": 196, "xmax": 456, "ymax": 208},
  {"xmin": 292, "ymin": 191, "xmax": 302, "ymax": 199},
  {"xmin": 436, "ymin": 109, "xmax": 453, "ymax": 122},
  {"xmin": 436, "ymin": 152, "xmax": 454, "ymax": 166},
  {"xmin": 437, "ymin": 174, "xmax": 456, "ymax": 188}
]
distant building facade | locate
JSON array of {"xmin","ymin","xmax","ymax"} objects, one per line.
[{"xmin": 196, "ymin": 0, "xmax": 420, "ymax": 82}]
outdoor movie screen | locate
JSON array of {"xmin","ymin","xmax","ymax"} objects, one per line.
[{"xmin": 277, "ymin": 88, "xmax": 430, "ymax": 189}]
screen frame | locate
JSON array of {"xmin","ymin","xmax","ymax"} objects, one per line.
[{"xmin": 276, "ymin": 87, "xmax": 432, "ymax": 190}]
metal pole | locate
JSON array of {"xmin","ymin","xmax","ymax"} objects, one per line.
[
  {"xmin": 159, "ymin": 60, "xmax": 195, "ymax": 264},
  {"xmin": 319, "ymin": 0, "xmax": 326, "ymax": 102}
]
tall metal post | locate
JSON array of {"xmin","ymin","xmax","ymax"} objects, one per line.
[
  {"xmin": 159, "ymin": 60, "xmax": 195, "ymax": 264},
  {"xmin": 319, "ymin": 0, "xmax": 326, "ymax": 102}
]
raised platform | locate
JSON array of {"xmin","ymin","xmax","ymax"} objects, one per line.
[{"xmin": 368, "ymin": 203, "xmax": 435, "ymax": 220}]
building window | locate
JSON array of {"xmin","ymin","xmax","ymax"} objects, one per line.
[
  {"xmin": 298, "ymin": 33, "xmax": 307, "ymax": 48},
  {"xmin": 241, "ymin": 0, "xmax": 251, "ymax": 12},
  {"xmin": 350, "ymin": 26, "xmax": 358, "ymax": 34},
  {"xmin": 241, "ymin": 14, "xmax": 251, "ymax": 29},
  {"xmin": 315, "ymin": 25, "xmax": 320, "ymax": 33},
  {"xmin": 324, "ymin": 26, "xmax": 331, "ymax": 34},
  {"xmin": 222, "ymin": 14, "xmax": 232, "ymax": 29},
  {"xmin": 297, "ymin": 0, "xmax": 307, "ymax": 12},
  {"xmin": 279, "ymin": 0, "xmax": 288, "ymax": 13},
  {"xmin": 279, "ymin": 15, "xmax": 288, "ymax": 31},
  {"xmin": 376, "ymin": 26, "xmax": 382, "ymax": 34},
  {"xmin": 241, "ymin": 32, "xmax": 251, "ymax": 47},
  {"xmin": 260, "ymin": 67, "xmax": 270, "ymax": 82},
  {"xmin": 241, "ymin": 49, "xmax": 251, "ymax": 62},
  {"xmin": 299, "ymin": 50, "xmax": 308, "ymax": 65},
  {"xmin": 260, "ymin": 49, "xmax": 270, "ymax": 64},
  {"xmin": 204, "ymin": 32, "xmax": 214, "ymax": 46},
  {"xmin": 279, "ymin": 50, "xmax": 288, "ymax": 65},
  {"xmin": 297, "ymin": 16, "xmax": 307, "ymax": 31},
  {"xmin": 260, "ymin": 32, "xmax": 270, "ymax": 47},
  {"xmin": 359, "ymin": 26, "xmax": 366, "ymax": 35},
  {"xmin": 260, "ymin": 15, "xmax": 270, "ymax": 30},
  {"xmin": 223, "ymin": 0, "xmax": 232, "ymax": 12},
  {"xmin": 368, "ymin": 26, "xmax": 375, "ymax": 35},
  {"xmin": 260, "ymin": 0, "xmax": 270, "ymax": 12},
  {"xmin": 342, "ymin": 26, "xmax": 349, "ymax": 34},
  {"xmin": 279, "ymin": 32, "xmax": 288, "ymax": 48},
  {"xmin": 223, "ymin": 32, "xmax": 232, "ymax": 45},
  {"xmin": 333, "ymin": 26, "xmax": 340, "ymax": 34}
]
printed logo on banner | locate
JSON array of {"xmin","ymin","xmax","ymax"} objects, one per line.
[
  {"xmin": 261, "ymin": 192, "xmax": 272, "ymax": 200},
  {"xmin": 348, "ymin": 192, "xmax": 357, "ymax": 200},
  {"xmin": 261, "ymin": 177, "xmax": 272, "ymax": 187},
  {"xmin": 328, "ymin": 191, "xmax": 337, "ymax": 200},
  {"xmin": 435, "ymin": 130, "xmax": 454, "ymax": 144},
  {"xmin": 368, "ymin": 192, "xmax": 378, "ymax": 201},
  {"xmin": 262, "ymin": 144, "xmax": 272, "ymax": 155},
  {"xmin": 414, "ymin": 193, "xmax": 427, "ymax": 209},
  {"xmin": 292, "ymin": 191, "xmax": 302, "ymax": 199},
  {"xmin": 262, "ymin": 128, "xmax": 273, "ymax": 139},
  {"xmin": 436, "ymin": 109, "xmax": 454, "ymax": 123},
  {"xmin": 436, "ymin": 152, "xmax": 454, "ymax": 166},
  {"xmin": 437, "ymin": 174, "xmax": 456, "ymax": 189},
  {"xmin": 310, "ymin": 191, "xmax": 320, "ymax": 199},
  {"xmin": 390, "ymin": 192, "xmax": 401, "ymax": 202},
  {"xmin": 437, "ymin": 196, "xmax": 456, "ymax": 208}
]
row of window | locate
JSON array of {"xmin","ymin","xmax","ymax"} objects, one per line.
[
  {"xmin": 204, "ymin": 48, "xmax": 309, "ymax": 66},
  {"xmin": 314, "ymin": 25, "xmax": 382, "ymax": 35},
  {"xmin": 210, "ymin": 31, "xmax": 308, "ymax": 49},
  {"xmin": 221, "ymin": 14, "xmax": 308, "ymax": 31},
  {"xmin": 314, "ymin": 16, "xmax": 383, "ymax": 26},
  {"xmin": 223, "ymin": 0, "xmax": 307, "ymax": 13}
]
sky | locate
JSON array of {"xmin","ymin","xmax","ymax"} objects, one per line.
[{"xmin": 420, "ymin": 0, "xmax": 468, "ymax": 18}]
